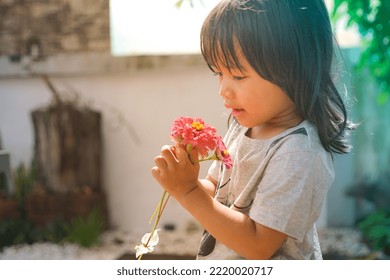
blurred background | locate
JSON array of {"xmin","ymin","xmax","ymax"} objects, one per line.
[{"xmin": 0, "ymin": 0, "xmax": 389, "ymax": 260}]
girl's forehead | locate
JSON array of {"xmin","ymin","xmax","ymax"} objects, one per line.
[{"xmin": 207, "ymin": 45, "xmax": 248, "ymax": 71}]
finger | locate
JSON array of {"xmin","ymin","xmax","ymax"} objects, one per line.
[
  {"xmin": 161, "ymin": 145, "xmax": 173, "ymax": 152},
  {"xmin": 175, "ymin": 145, "xmax": 196, "ymax": 167},
  {"xmin": 189, "ymin": 148, "xmax": 200, "ymax": 169},
  {"xmin": 161, "ymin": 145, "xmax": 178, "ymax": 159},
  {"xmin": 151, "ymin": 166, "xmax": 160, "ymax": 178},
  {"xmin": 160, "ymin": 146, "xmax": 178, "ymax": 165},
  {"xmin": 154, "ymin": 155, "xmax": 167, "ymax": 169},
  {"xmin": 174, "ymin": 142, "xmax": 187, "ymax": 153}
]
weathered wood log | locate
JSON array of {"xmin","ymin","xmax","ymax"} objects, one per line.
[{"xmin": 31, "ymin": 104, "xmax": 102, "ymax": 194}]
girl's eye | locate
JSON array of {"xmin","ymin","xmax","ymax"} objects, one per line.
[
  {"xmin": 232, "ymin": 76, "xmax": 246, "ymax": 81},
  {"xmin": 212, "ymin": 71, "xmax": 246, "ymax": 81}
]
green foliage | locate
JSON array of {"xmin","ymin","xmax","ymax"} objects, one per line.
[
  {"xmin": 0, "ymin": 211, "xmax": 105, "ymax": 250},
  {"xmin": 358, "ymin": 208, "xmax": 390, "ymax": 254},
  {"xmin": 332, "ymin": 0, "xmax": 390, "ymax": 104},
  {"xmin": 0, "ymin": 219, "xmax": 40, "ymax": 249},
  {"xmin": 175, "ymin": 0, "xmax": 203, "ymax": 8},
  {"xmin": 64, "ymin": 209, "xmax": 104, "ymax": 248},
  {"xmin": 0, "ymin": 218, "xmax": 71, "ymax": 250},
  {"xmin": 40, "ymin": 218, "xmax": 70, "ymax": 244},
  {"xmin": 13, "ymin": 163, "xmax": 36, "ymax": 218}
]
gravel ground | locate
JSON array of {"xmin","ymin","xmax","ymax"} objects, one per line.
[
  {"xmin": 0, "ymin": 227, "xmax": 202, "ymax": 260},
  {"xmin": 318, "ymin": 227, "xmax": 372, "ymax": 259},
  {"xmin": 0, "ymin": 227, "xmax": 381, "ymax": 260}
]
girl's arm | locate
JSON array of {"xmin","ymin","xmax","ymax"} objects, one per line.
[
  {"xmin": 199, "ymin": 175, "xmax": 218, "ymax": 197},
  {"xmin": 152, "ymin": 145, "xmax": 287, "ymax": 259},
  {"xmin": 181, "ymin": 182, "xmax": 287, "ymax": 259}
]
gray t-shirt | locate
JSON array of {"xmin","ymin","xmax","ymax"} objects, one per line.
[{"xmin": 197, "ymin": 120, "xmax": 334, "ymax": 260}]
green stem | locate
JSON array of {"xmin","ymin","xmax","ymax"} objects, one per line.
[
  {"xmin": 160, "ymin": 193, "xmax": 171, "ymax": 216},
  {"xmin": 138, "ymin": 191, "xmax": 170, "ymax": 260},
  {"xmin": 149, "ymin": 191, "xmax": 167, "ymax": 224},
  {"xmin": 138, "ymin": 144, "xmax": 201, "ymax": 260}
]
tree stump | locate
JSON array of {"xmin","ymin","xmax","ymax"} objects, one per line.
[{"xmin": 31, "ymin": 104, "xmax": 102, "ymax": 194}]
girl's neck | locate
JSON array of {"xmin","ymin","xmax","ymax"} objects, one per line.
[{"xmin": 246, "ymin": 115, "xmax": 304, "ymax": 140}]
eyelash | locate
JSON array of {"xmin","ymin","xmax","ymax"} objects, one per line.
[{"xmin": 213, "ymin": 72, "xmax": 246, "ymax": 81}]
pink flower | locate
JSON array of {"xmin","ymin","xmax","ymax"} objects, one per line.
[
  {"xmin": 215, "ymin": 136, "xmax": 233, "ymax": 169},
  {"xmin": 170, "ymin": 116, "xmax": 218, "ymax": 158},
  {"xmin": 137, "ymin": 116, "xmax": 232, "ymax": 260},
  {"xmin": 170, "ymin": 116, "xmax": 232, "ymax": 169}
]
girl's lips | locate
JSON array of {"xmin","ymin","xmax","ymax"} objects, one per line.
[
  {"xmin": 224, "ymin": 104, "xmax": 244, "ymax": 117},
  {"xmin": 231, "ymin": 108, "xmax": 244, "ymax": 117}
]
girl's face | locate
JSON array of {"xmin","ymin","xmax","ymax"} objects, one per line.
[{"xmin": 213, "ymin": 56, "xmax": 302, "ymax": 138}]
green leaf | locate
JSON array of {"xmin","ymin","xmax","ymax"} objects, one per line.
[{"xmin": 175, "ymin": 0, "xmax": 184, "ymax": 9}]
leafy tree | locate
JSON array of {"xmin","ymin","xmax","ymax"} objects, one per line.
[
  {"xmin": 175, "ymin": 0, "xmax": 203, "ymax": 8},
  {"xmin": 333, "ymin": 0, "xmax": 390, "ymax": 104}
]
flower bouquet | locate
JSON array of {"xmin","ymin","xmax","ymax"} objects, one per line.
[{"xmin": 135, "ymin": 116, "xmax": 232, "ymax": 259}]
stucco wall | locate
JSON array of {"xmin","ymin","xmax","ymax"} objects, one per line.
[{"xmin": 0, "ymin": 63, "xmax": 229, "ymax": 234}]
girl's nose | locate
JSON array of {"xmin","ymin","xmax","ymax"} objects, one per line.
[{"xmin": 219, "ymin": 78, "xmax": 234, "ymax": 99}]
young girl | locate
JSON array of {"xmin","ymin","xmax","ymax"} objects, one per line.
[{"xmin": 151, "ymin": 0, "xmax": 353, "ymax": 259}]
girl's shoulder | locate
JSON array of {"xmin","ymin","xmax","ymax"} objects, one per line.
[
  {"xmin": 227, "ymin": 119, "xmax": 327, "ymax": 157},
  {"xmin": 267, "ymin": 121, "xmax": 325, "ymax": 155}
]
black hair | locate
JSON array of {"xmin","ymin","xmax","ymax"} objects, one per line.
[{"xmin": 200, "ymin": 0, "xmax": 354, "ymax": 154}]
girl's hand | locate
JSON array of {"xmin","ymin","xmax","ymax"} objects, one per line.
[{"xmin": 151, "ymin": 144, "xmax": 200, "ymax": 201}]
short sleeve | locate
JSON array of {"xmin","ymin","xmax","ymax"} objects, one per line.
[
  {"xmin": 207, "ymin": 160, "xmax": 221, "ymax": 182},
  {"xmin": 249, "ymin": 151, "xmax": 333, "ymax": 242}
]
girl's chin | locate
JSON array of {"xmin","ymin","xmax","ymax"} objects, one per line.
[{"xmin": 234, "ymin": 117, "xmax": 259, "ymax": 130}]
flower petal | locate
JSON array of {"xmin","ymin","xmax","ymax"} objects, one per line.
[
  {"xmin": 147, "ymin": 229, "xmax": 161, "ymax": 246},
  {"xmin": 140, "ymin": 229, "xmax": 160, "ymax": 247},
  {"xmin": 135, "ymin": 244, "xmax": 152, "ymax": 258},
  {"xmin": 135, "ymin": 229, "xmax": 161, "ymax": 258}
]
